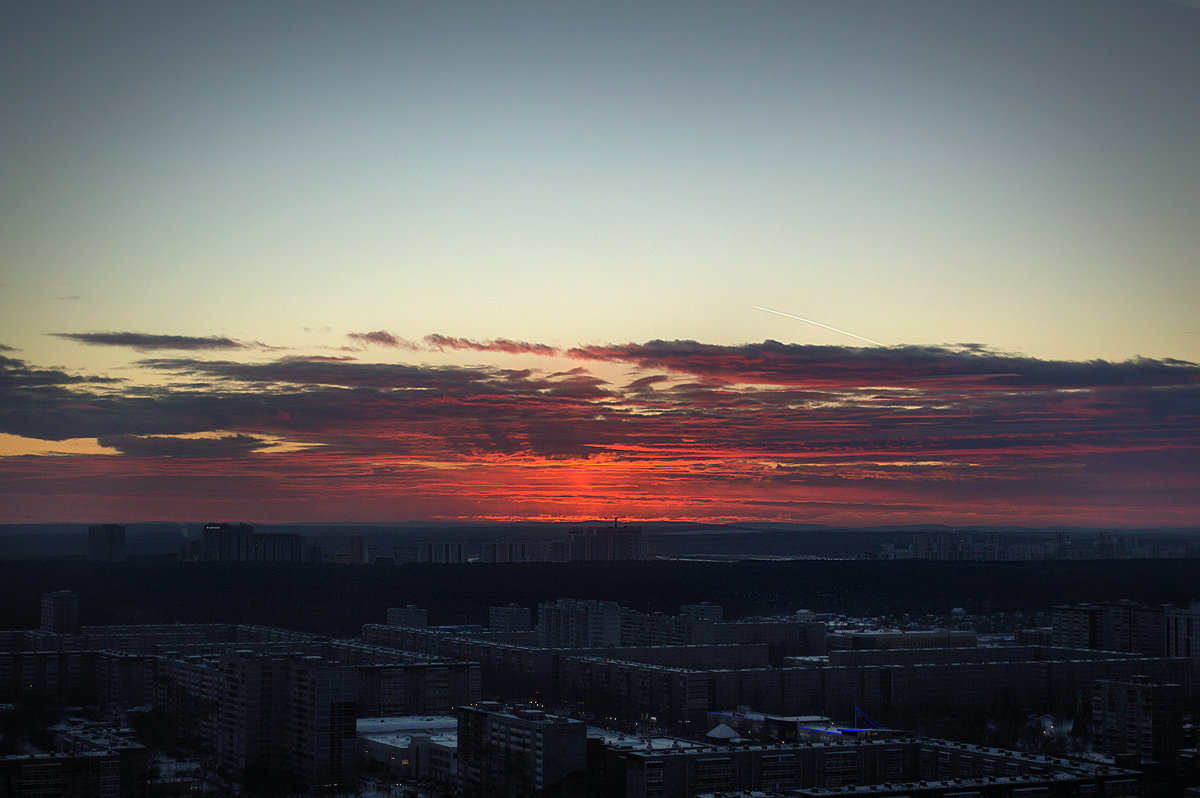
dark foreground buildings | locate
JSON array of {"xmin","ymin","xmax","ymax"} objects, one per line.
[{"xmin": 3, "ymin": 586, "xmax": 1198, "ymax": 796}]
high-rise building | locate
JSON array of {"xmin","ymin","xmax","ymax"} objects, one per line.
[
  {"xmin": 457, "ymin": 703, "xmax": 586, "ymax": 798},
  {"xmin": 1052, "ymin": 603, "xmax": 1104, "ymax": 649},
  {"xmin": 1092, "ymin": 676, "xmax": 1184, "ymax": 764},
  {"xmin": 202, "ymin": 522, "xmax": 255, "ymax": 562},
  {"xmin": 567, "ymin": 524, "xmax": 646, "ymax": 562},
  {"xmin": 537, "ymin": 599, "xmax": 621, "ymax": 648},
  {"xmin": 1052, "ymin": 600, "xmax": 1168, "ymax": 655},
  {"xmin": 1103, "ymin": 600, "xmax": 1169, "ymax": 656},
  {"xmin": 910, "ymin": 530, "xmax": 965, "ymax": 560},
  {"xmin": 88, "ymin": 524, "xmax": 126, "ymax": 562},
  {"xmin": 215, "ymin": 650, "xmax": 357, "ymax": 791},
  {"xmin": 199, "ymin": 523, "xmax": 303, "ymax": 563},
  {"xmin": 1167, "ymin": 603, "xmax": 1200, "ymax": 669},
  {"xmin": 418, "ymin": 541, "xmax": 467, "ymax": 564},
  {"xmin": 281, "ymin": 655, "xmax": 358, "ymax": 790},
  {"xmin": 41, "ymin": 590, "xmax": 80, "ymax": 635},
  {"xmin": 480, "ymin": 537, "xmax": 550, "ymax": 563},
  {"xmin": 250, "ymin": 531, "xmax": 304, "ymax": 563}
]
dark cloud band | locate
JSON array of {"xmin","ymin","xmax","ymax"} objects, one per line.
[{"xmin": 51, "ymin": 332, "xmax": 246, "ymax": 351}]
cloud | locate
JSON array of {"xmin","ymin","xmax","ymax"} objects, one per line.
[
  {"xmin": 280, "ymin": 355, "xmax": 358, "ymax": 363},
  {"xmin": 51, "ymin": 331, "xmax": 247, "ymax": 351},
  {"xmin": 97, "ymin": 434, "xmax": 267, "ymax": 458},
  {"xmin": 543, "ymin": 374, "xmax": 613, "ymax": 399},
  {"xmin": 626, "ymin": 375, "xmax": 671, "ymax": 391},
  {"xmin": 2, "ymin": 339, "xmax": 1197, "ymax": 526},
  {"xmin": 136, "ymin": 357, "xmax": 512, "ymax": 392},
  {"xmin": 347, "ymin": 330, "xmax": 419, "ymax": 349},
  {"xmin": 565, "ymin": 340, "xmax": 1200, "ymax": 390},
  {"xmin": 425, "ymin": 333, "xmax": 560, "ymax": 356},
  {"xmin": 0, "ymin": 343, "xmax": 17, "ymax": 352},
  {"xmin": 1, "ymin": 354, "xmax": 121, "ymax": 389}
]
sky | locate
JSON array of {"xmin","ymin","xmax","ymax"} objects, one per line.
[{"xmin": 1, "ymin": 1, "xmax": 1198, "ymax": 527}]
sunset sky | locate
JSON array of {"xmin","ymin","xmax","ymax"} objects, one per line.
[{"xmin": 2, "ymin": 1, "xmax": 1198, "ymax": 526}]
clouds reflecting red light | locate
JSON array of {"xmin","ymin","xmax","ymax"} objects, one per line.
[{"xmin": 1, "ymin": 339, "xmax": 1197, "ymax": 525}]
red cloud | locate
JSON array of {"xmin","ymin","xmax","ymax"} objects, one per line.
[{"xmin": 1, "ymin": 340, "xmax": 1197, "ymax": 526}]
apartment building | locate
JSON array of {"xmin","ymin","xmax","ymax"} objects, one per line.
[
  {"xmin": 538, "ymin": 599, "xmax": 622, "ymax": 648},
  {"xmin": 1093, "ymin": 676, "xmax": 1185, "ymax": 765},
  {"xmin": 458, "ymin": 702, "xmax": 587, "ymax": 798}
]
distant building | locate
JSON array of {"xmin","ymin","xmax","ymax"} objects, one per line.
[
  {"xmin": 680, "ymin": 602, "xmax": 724, "ymax": 622},
  {"xmin": 386, "ymin": 605, "xmax": 429, "ymax": 628},
  {"xmin": 458, "ymin": 703, "xmax": 586, "ymax": 798},
  {"xmin": 910, "ymin": 531, "xmax": 966, "ymax": 560},
  {"xmin": 715, "ymin": 618, "xmax": 828, "ymax": 661},
  {"xmin": 303, "ymin": 542, "xmax": 324, "ymax": 563},
  {"xmin": 490, "ymin": 604, "xmax": 532, "ymax": 632},
  {"xmin": 538, "ymin": 599, "xmax": 622, "ymax": 648},
  {"xmin": 567, "ymin": 523, "xmax": 647, "ymax": 562},
  {"xmin": 827, "ymin": 629, "xmax": 977, "ymax": 650},
  {"xmin": 903, "ymin": 529, "xmax": 1003, "ymax": 561},
  {"xmin": 87, "ymin": 524, "xmax": 126, "ymax": 562},
  {"xmin": 1093, "ymin": 675, "xmax": 1184, "ymax": 764},
  {"xmin": 1014, "ymin": 626, "xmax": 1055, "ymax": 646},
  {"xmin": 617, "ymin": 606, "xmax": 825, "ymax": 660},
  {"xmin": 250, "ymin": 531, "xmax": 304, "ymax": 563},
  {"xmin": 40, "ymin": 590, "xmax": 80, "ymax": 635},
  {"xmin": 888, "ymin": 529, "xmax": 1191, "ymax": 561},
  {"xmin": 199, "ymin": 523, "xmax": 304, "ymax": 563},
  {"xmin": 418, "ymin": 541, "xmax": 467, "ymax": 564},
  {"xmin": 470, "ymin": 525, "xmax": 651, "ymax": 564},
  {"xmin": 705, "ymin": 708, "xmax": 894, "ymax": 744},
  {"xmin": 479, "ymin": 537, "xmax": 552, "ymax": 563},
  {"xmin": 202, "ymin": 522, "xmax": 255, "ymax": 561},
  {"xmin": 392, "ymin": 545, "xmax": 418, "ymax": 564}
]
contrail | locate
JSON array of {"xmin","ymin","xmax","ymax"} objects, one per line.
[{"xmin": 754, "ymin": 306, "xmax": 883, "ymax": 346}]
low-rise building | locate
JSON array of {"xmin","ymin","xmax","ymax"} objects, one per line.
[
  {"xmin": 358, "ymin": 715, "xmax": 459, "ymax": 783},
  {"xmin": 592, "ymin": 736, "xmax": 1142, "ymax": 798}
]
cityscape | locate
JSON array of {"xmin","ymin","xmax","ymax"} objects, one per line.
[
  {"xmin": 4, "ymin": 1, "xmax": 1200, "ymax": 796},
  {"xmin": 2, "ymin": 521, "xmax": 1200, "ymax": 796}
]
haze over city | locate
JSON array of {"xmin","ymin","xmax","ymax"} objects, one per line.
[{"xmin": 2, "ymin": 1, "xmax": 1198, "ymax": 526}]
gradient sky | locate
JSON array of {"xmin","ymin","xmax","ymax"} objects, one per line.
[{"xmin": 2, "ymin": 1, "xmax": 1198, "ymax": 526}]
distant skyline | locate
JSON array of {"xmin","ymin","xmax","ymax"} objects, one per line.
[{"xmin": 2, "ymin": 1, "xmax": 1198, "ymax": 526}]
